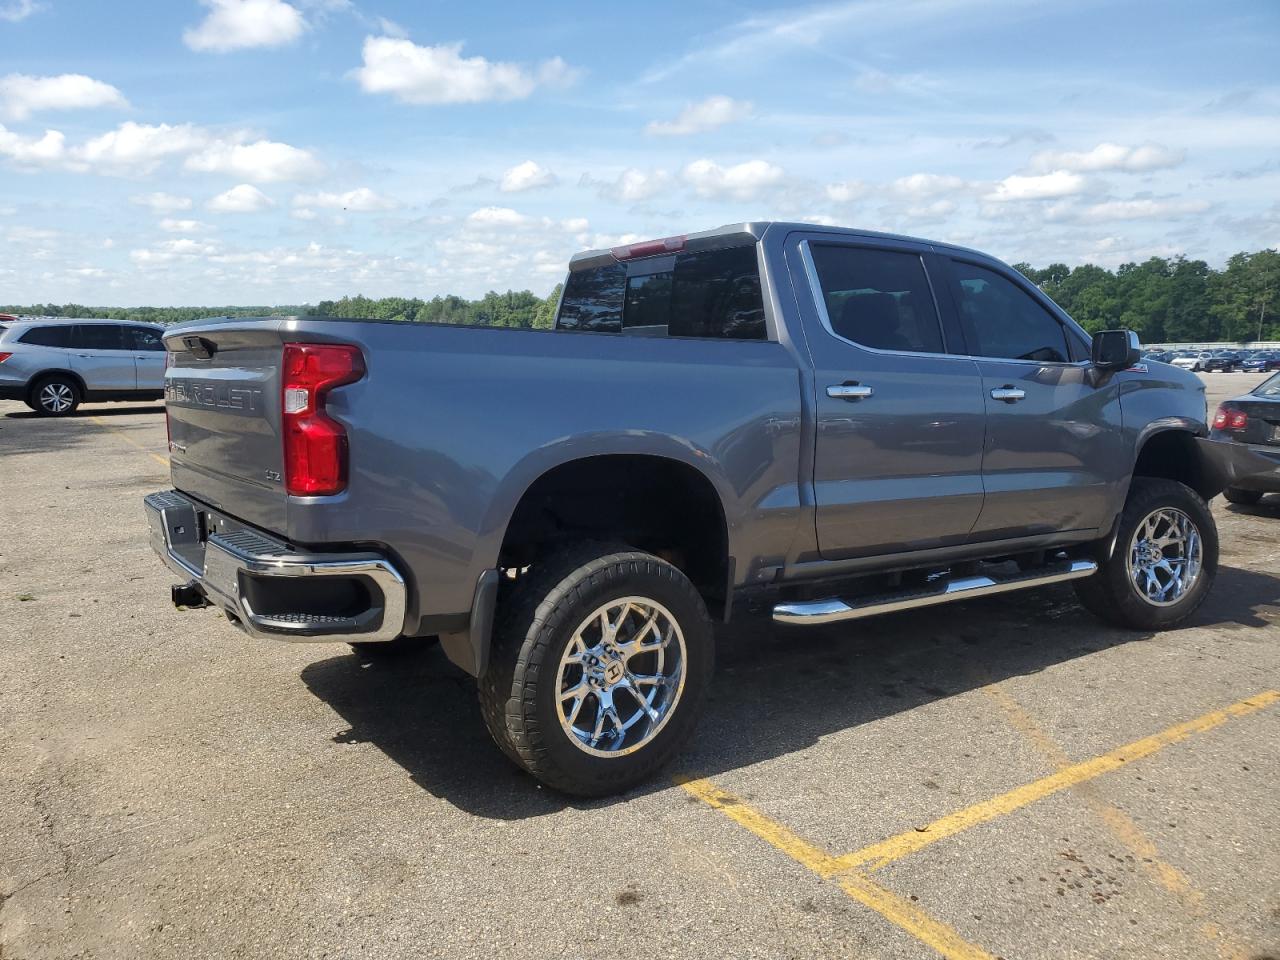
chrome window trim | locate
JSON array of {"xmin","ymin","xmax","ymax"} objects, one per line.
[
  {"xmin": 797, "ymin": 239, "xmax": 954, "ymax": 361},
  {"xmin": 799, "ymin": 239, "xmax": 1093, "ymax": 367}
]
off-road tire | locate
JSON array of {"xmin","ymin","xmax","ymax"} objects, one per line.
[
  {"xmin": 1223, "ymin": 487, "xmax": 1264, "ymax": 506},
  {"xmin": 29, "ymin": 375, "xmax": 81, "ymax": 416},
  {"xmin": 478, "ymin": 541, "xmax": 714, "ymax": 797},
  {"xmin": 1074, "ymin": 478, "xmax": 1217, "ymax": 631}
]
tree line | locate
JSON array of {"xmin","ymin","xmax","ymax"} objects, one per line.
[
  {"xmin": 5, "ymin": 246, "xmax": 1276, "ymax": 342},
  {"xmin": 1012, "ymin": 249, "xmax": 1278, "ymax": 343}
]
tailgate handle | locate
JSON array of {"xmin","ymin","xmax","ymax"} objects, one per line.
[{"xmin": 181, "ymin": 336, "xmax": 217, "ymax": 360}]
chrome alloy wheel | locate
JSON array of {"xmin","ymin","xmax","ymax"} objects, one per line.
[
  {"xmin": 39, "ymin": 382, "xmax": 74, "ymax": 413},
  {"xmin": 555, "ymin": 597, "xmax": 687, "ymax": 758},
  {"xmin": 1126, "ymin": 507, "xmax": 1203, "ymax": 606}
]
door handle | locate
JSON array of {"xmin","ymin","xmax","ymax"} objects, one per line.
[
  {"xmin": 827, "ymin": 382, "xmax": 873, "ymax": 401},
  {"xmin": 990, "ymin": 386, "xmax": 1026, "ymax": 403}
]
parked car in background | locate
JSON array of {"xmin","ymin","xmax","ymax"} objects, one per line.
[
  {"xmin": 1142, "ymin": 350, "xmax": 1173, "ymax": 364},
  {"xmin": 1203, "ymin": 351, "xmax": 1244, "ymax": 372},
  {"xmin": 1171, "ymin": 351, "xmax": 1213, "ymax": 371},
  {"xmin": 1241, "ymin": 351, "xmax": 1280, "ymax": 373},
  {"xmin": 0, "ymin": 318, "xmax": 167, "ymax": 415},
  {"xmin": 1212, "ymin": 371, "xmax": 1280, "ymax": 504}
]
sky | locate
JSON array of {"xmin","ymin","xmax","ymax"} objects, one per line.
[{"xmin": 1, "ymin": 0, "xmax": 1278, "ymax": 306}]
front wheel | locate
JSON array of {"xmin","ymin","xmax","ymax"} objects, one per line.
[
  {"xmin": 1075, "ymin": 478, "xmax": 1217, "ymax": 631},
  {"xmin": 479, "ymin": 542, "xmax": 714, "ymax": 797}
]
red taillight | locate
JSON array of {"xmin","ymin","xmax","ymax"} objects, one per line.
[
  {"xmin": 0, "ymin": 352, "xmax": 12, "ymax": 363},
  {"xmin": 1212, "ymin": 405, "xmax": 1248, "ymax": 431},
  {"xmin": 611, "ymin": 235, "xmax": 686, "ymax": 260},
  {"xmin": 281, "ymin": 343, "xmax": 364, "ymax": 496}
]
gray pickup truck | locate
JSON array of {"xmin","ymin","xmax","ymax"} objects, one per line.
[{"xmin": 143, "ymin": 222, "xmax": 1266, "ymax": 796}]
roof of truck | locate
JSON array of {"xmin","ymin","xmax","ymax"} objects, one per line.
[{"xmin": 567, "ymin": 221, "xmax": 996, "ymax": 271}]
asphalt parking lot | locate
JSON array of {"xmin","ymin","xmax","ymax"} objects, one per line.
[{"xmin": 1, "ymin": 372, "xmax": 1277, "ymax": 960}]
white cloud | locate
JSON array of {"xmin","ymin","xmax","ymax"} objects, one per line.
[
  {"xmin": 77, "ymin": 122, "xmax": 208, "ymax": 174},
  {"xmin": 353, "ymin": 36, "xmax": 575, "ymax": 105},
  {"xmin": 1030, "ymin": 142, "xmax": 1184, "ymax": 174},
  {"xmin": 159, "ymin": 218, "xmax": 211, "ymax": 233},
  {"xmin": 0, "ymin": 74, "xmax": 129, "ymax": 121},
  {"xmin": 561, "ymin": 216, "xmax": 589, "ymax": 232},
  {"xmin": 682, "ymin": 158, "xmax": 785, "ymax": 200},
  {"xmin": 500, "ymin": 160, "xmax": 556, "ymax": 192},
  {"xmin": 987, "ymin": 169, "xmax": 1086, "ymax": 201},
  {"xmin": 185, "ymin": 137, "xmax": 321, "ymax": 182},
  {"xmin": 131, "ymin": 192, "xmax": 193, "ymax": 212},
  {"xmin": 466, "ymin": 206, "xmax": 529, "ymax": 227},
  {"xmin": 292, "ymin": 186, "xmax": 397, "ymax": 210},
  {"xmin": 184, "ymin": 0, "xmax": 306, "ymax": 53},
  {"xmin": 646, "ymin": 95, "xmax": 753, "ymax": 136},
  {"xmin": 1079, "ymin": 198, "xmax": 1210, "ymax": 222},
  {"xmin": 207, "ymin": 183, "xmax": 274, "ymax": 212},
  {"xmin": 291, "ymin": 207, "xmax": 317, "ymax": 220},
  {"xmin": 0, "ymin": 0, "xmax": 44, "ymax": 22},
  {"xmin": 903, "ymin": 199, "xmax": 957, "ymax": 220},
  {"xmin": 586, "ymin": 168, "xmax": 675, "ymax": 203},
  {"xmin": 130, "ymin": 238, "xmax": 220, "ymax": 264},
  {"xmin": 825, "ymin": 180, "xmax": 868, "ymax": 203},
  {"xmin": 891, "ymin": 173, "xmax": 967, "ymax": 198},
  {"xmin": 0, "ymin": 124, "xmax": 66, "ymax": 166},
  {"xmin": 0, "ymin": 120, "xmax": 320, "ymax": 181}
]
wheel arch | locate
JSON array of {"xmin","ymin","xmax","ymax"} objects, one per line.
[
  {"xmin": 1131, "ymin": 427, "xmax": 1218, "ymax": 502},
  {"xmin": 27, "ymin": 368, "xmax": 87, "ymax": 402},
  {"xmin": 494, "ymin": 451, "xmax": 734, "ymax": 618}
]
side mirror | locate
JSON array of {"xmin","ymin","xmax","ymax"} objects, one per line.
[{"xmin": 1091, "ymin": 329, "xmax": 1141, "ymax": 370}]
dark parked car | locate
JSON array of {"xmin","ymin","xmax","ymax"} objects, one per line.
[
  {"xmin": 1203, "ymin": 351, "xmax": 1244, "ymax": 372},
  {"xmin": 1241, "ymin": 351, "xmax": 1280, "ymax": 373},
  {"xmin": 1142, "ymin": 350, "xmax": 1173, "ymax": 364},
  {"xmin": 141, "ymin": 221, "xmax": 1273, "ymax": 796},
  {"xmin": 1211, "ymin": 371, "xmax": 1280, "ymax": 504}
]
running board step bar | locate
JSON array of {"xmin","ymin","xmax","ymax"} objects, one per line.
[{"xmin": 772, "ymin": 559, "xmax": 1098, "ymax": 626}]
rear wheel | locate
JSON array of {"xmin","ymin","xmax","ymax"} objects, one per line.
[
  {"xmin": 1075, "ymin": 478, "xmax": 1217, "ymax": 631},
  {"xmin": 479, "ymin": 542, "xmax": 714, "ymax": 797},
  {"xmin": 1223, "ymin": 487, "xmax": 1264, "ymax": 506},
  {"xmin": 29, "ymin": 375, "xmax": 81, "ymax": 416}
]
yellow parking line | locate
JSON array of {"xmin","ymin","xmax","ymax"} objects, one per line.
[
  {"xmin": 676, "ymin": 775, "xmax": 995, "ymax": 960},
  {"xmin": 977, "ymin": 681, "xmax": 1245, "ymax": 959},
  {"xmin": 90, "ymin": 416, "xmax": 169, "ymax": 468},
  {"xmin": 828, "ymin": 690, "xmax": 1279, "ymax": 875}
]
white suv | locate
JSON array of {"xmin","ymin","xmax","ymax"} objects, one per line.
[{"xmin": 0, "ymin": 318, "xmax": 166, "ymax": 416}]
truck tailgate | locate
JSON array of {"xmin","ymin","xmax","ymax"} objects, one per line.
[{"xmin": 163, "ymin": 321, "xmax": 288, "ymax": 532}]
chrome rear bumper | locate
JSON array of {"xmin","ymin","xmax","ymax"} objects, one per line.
[{"xmin": 144, "ymin": 490, "xmax": 407, "ymax": 643}]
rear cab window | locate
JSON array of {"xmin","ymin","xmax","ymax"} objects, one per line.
[{"xmin": 557, "ymin": 244, "xmax": 767, "ymax": 340}]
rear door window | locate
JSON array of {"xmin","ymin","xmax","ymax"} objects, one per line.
[
  {"xmin": 74, "ymin": 324, "xmax": 126, "ymax": 350},
  {"xmin": 558, "ymin": 245, "xmax": 766, "ymax": 340},
  {"xmin": 808, "ymin": 245, "xmax": 945, "ymax": 353},
  {"xmin": 19, "ymin": 325, "xmax": 75, "ymax": 347},
  {"xmin": 949, "ymin": 260, "xmax": 1072, "ymax": 363}
]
